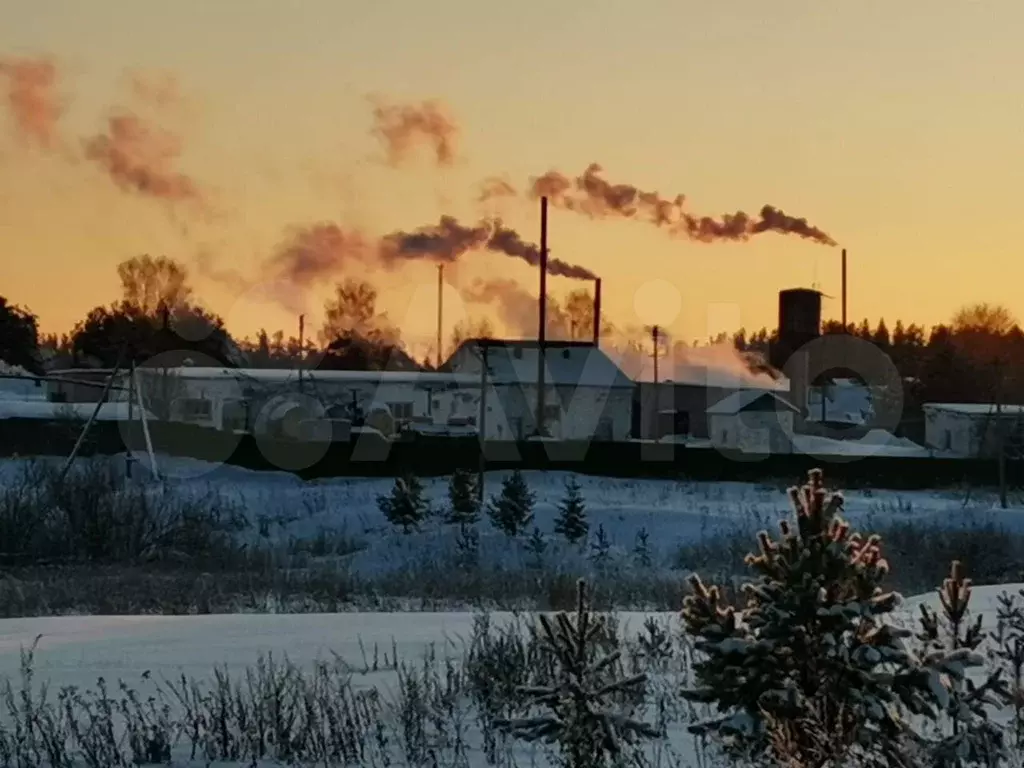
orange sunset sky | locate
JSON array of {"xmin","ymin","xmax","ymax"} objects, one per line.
[{"xmin": 2, "ymin": 1, "xmax": 1022, "ymax": 362}]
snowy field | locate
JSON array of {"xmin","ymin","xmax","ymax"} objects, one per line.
[
  {"xmin": 1, "ymin": 454, "xmax": 1024, "ymax": 765},
  {"xmin": 0, "ymin": 585, "xmax": 1018, "ymax": 767},
  {"xmin": 1, "ymin": 452, "xmax": 1021, "ymax": 582}
]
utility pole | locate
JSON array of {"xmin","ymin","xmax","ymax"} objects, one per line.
[
  {"xmin": 298, "ymin": 314, "xmax": 305, "ymax": 392},
  {"xmin": 437, "ymin": 264, "xmax": 444, "ymax": 370},
  {"xmin": 477, "ymin": 342, "xmax": 489, "ymax": 505},
  {"xmin": 126, "ymin": 362, "xmax": 136, "ymax": 479},
  {"xmin": 996, "ymin": 357, "xmax": 1008, "ymax": 509}
]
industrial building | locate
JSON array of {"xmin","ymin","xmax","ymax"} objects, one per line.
[
  {"xmin": 706, "ymin": 389, "xmax": 800, "ymax": 453},
  {"xmin": 443, "ymin": 338, "xmax": 634, "ymax": 441},
  {"xmin": 922, "ymin": 402, "xmax": 1024, "ymax": 458},
  {"xmin": 117, "ymin": 366, "xmax": 480, "ymax": 439}
]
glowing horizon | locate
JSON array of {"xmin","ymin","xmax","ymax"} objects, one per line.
[{"xmin": 3, "ymin": 1, "xmax": 1022, "ymax": 351}]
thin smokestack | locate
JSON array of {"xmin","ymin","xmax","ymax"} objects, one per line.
[
  {"xmin": 841, "ymin": 248, "xmax": 847, "ymax": 331},
  {"xmin": 593, "ymin": 277, "xmax": 602, "ymax": 346},
  {"xmin": 536, "ymin": 196, "xmax": 548, "ymax": 436}
]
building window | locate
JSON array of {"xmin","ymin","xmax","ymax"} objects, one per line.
[
  {"xmin": 944, "ymin": 429, "xmax": 953, "ymax": 450},
  {"xmin": 513, "ymin": 347, "xmax": 523, "ymax": 359}
]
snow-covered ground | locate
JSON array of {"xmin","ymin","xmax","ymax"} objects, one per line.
[
  {"xmin": 1, "ymin": 452, "xmax": 1023, "ymax": 579},
  {"xmin": 0, "ymin": 585, "xmax": 1018, "ymax": 767},
  {"xmin": 2, "ymin": 453, "xmax": 1024, "ymax": 765}
]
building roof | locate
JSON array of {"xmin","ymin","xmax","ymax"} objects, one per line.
[
  {"xmin": 707, "ymin": 389, "xmax": 800, "ymax": 415},
  {"xmin": 446, "ymin": 338, "xmax": 633, "ymax": 389},
  {"xmin": 131, "ymin": 366, "xmax": 480, "ymax": 387},
  {"xmin": 923, "ymin": 402, "xmax": 1024, "ymax": 417}
]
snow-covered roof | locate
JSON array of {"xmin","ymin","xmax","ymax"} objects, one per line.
[
  {"xmin": 923, "ymin": 403, "xmax": 1024, "ymax": 417},
  {"xmin": 636, "ymin": 369, "xmax": 789, "ymax": 390},
  {"xmin": 0, "ymin": 400, "xmax": 150, "ymax": 421},
  {"xmin": 131, "ymin": 367, "xmax": 479, "ymax": 387},
  {"xmin": 448, "ymin": 339, "xmax": 632, "ymax": 389},
  {"xmin": 790, "ymin": 430, "xmax": 929, "ymax": 458},
  {"xmin": 707, "ymin": 390, "xmax": 799, "ymax": 416}
]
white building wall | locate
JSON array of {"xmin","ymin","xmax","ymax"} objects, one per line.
[
  {"xmin": 710, "ymin": 411, "xmax": 794, "ymax": 453},
  {"xmin": 130, "ymin": 371, "xmax": 439, "ymax": 431},
  {"xmin": 924, "ymin": 410, "xmax": 979, "ymax": 457}
]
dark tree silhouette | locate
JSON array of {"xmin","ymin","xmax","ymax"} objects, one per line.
[{"xmin": 0, "ymin": 296, "xmax": 41, "ymax": 372}]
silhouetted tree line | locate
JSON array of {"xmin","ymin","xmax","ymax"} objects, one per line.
[
  {"xmin": 732, "ymin": 303, "xmax": 1024, "ymax": 412},
  {"xmin": 3, "ymin": 255, "xmax": 1024, "ymax": 415}
]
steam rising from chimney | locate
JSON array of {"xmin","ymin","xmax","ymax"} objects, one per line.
[
  {"xmin": 380, "ymin": 216, "xmax": 597, "ymax": 279},
  {"xmin": 0, "ymin": 55, "xmax": 62, "ymax": 149},
  {"xmin": 529, "ymin": 163, "xmax": 836, "ymax": 246},
  {"xmin": 83, "ymin": 113, "xmax": 203, "ymax": 205},
  {"xmin": 370, "ymin": 97, "xmax": 458, "ymax": 167}
]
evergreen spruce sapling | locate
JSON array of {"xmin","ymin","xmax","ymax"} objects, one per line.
[
  {"xmin": 377, "ymin": 474, "xmax": 428, "ymax": 533},
  {"xmin": 589, "ymin": 524, "xmax": 612, "ymax": 571},
  {"xmin": 681, "ymin": 468, "xmax": 977, "ymax": 768},
  {"xmin": 495, "ymin": 579, "xmax": 660, "ymax": 768},
  {"xmin": 554, "ymin": 477, "xmax": 589, "ymax": 545},
  {"xmin": 446, "ymin": 467, "xmax": 480, "ymax": 525},
  {"xmin": 525, "ymin": 526, "xmax": 547, "ymax": 568},
  {"xmin": 991, "ymin": 589, "xmax": 1024, "ymax": 751},
  {"xmin": 488, "ymin": 470, "xmax": 535, "ymax": 537},
  {"xmin": 915, "ymin": 561, "xmax": 1008, "ymax": 767},
  {"xmin": 633, "ymin": 528, "xmax": 653, "ymax": 568}
]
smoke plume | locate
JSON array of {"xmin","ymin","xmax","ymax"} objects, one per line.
[
  {"xmin": 83, "ymin": 113, "xmax": 203, "ymax": 204},
  {"xmin": 265, "ymin": 223, "xmax": 372, "ymax": 289},
  {"xmin": 0, "ymin": 55, "xmax": 62, "ymax": 149},
  {"xmin": 530, "ymin": 163, "xmax": 836, "ymax": 246},
  {"xmin": 477, "ymin": 176, "xmax": 517, "ymax": 203},
  {"xmin": 370, "ymin": 97, "xmax": 458, "ymax": 167},
  {"xmin": 379, "ymin": 216, "xmax": 597, "ymax": 279},
  {"xmin": 462, "ymin": 278, "xmax": 571, "ymax": 338}
]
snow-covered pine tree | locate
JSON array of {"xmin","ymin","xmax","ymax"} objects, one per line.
[
  {"xmin": 681, "ymin": 468, "xmax": 980, "ymax": 768},
  {"xmin": 554, "ymin": 476, "xmax": 589, "ymax": 545},
  {"xmin": 446, "ymin": 467, "xmax": 480, "ymax": 525},
  {"xmin": 487, "ymin": 470, "xmax": 535, "ymax": 537},
  {"xmin": 991, "ymin": 589, "xmax": 1024, "ymax": 750},
  {"xmin": 526, "ymin": 526, "xmax": 548, "ymax": 568},
  {"xmin": 495, "ymin": 578, "xmax": 660, "ymax": 768},
  {"xmin": 915, "ymin": 560, "xmax": 1008, "ymax": 767},
  {"xmin": 377, "ymin": 474, "xmax": 428, "ymax": 533}
]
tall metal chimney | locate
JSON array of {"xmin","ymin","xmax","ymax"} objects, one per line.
[
  {"xmin": 592, "ymin": 277, "xmax": 602, "ymax": 346},
  {"xmin": 535, "ymin": 196, "xmax": 548, "ymax": 436},
  {"xmin": 436, "ymin": 264, "xmax": 444, "ymax": 369},
  {"xmin": 841, "ymin": 248, "xmax": 847, "ymax": 331}
]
